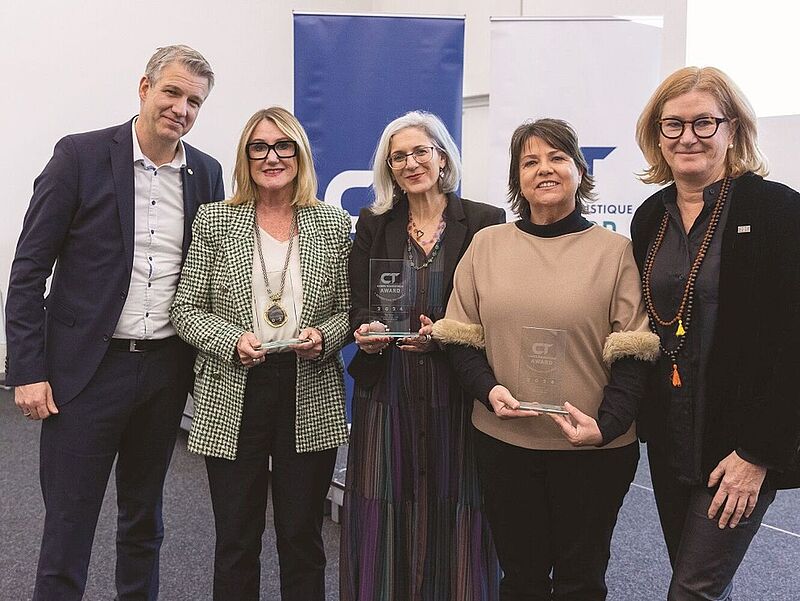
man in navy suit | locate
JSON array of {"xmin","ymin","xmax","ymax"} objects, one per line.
[{"xmin": 5, "ymin": 45, "xmax": 224, "ymax": 600}]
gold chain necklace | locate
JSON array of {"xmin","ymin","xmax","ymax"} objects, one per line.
[{"xmin": 254, "ymin": 210, "xmax": 296, "ymax": 327}]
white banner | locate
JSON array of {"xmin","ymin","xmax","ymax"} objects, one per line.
[{"xmin": 489, "ymin": 17, "xmax": 663, "ymax": 237}]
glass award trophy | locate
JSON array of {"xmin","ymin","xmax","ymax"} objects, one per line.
[
  {"xmin": 517, "ymin": 327, "xmax": 569, "ymax": 414},
  {"xmin": 367, "ymin": 258, "xmax": 415, "ymax": 338},
  {"xmin": 254, "ymin": 270, "xmax": 305, "ymax": 351}
]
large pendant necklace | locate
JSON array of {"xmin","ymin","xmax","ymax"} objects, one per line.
[
  {"xmin": 254, "ymin": 209, "xmax": 297, "ymax": 328},
  {"xmin": 641, "ymin": 177, "xmax": 731, "ymax": 387}
]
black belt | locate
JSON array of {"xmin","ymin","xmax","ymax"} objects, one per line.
[{"xmin": 109, "ymin": 336, "xmax": 177, "ymax": 352}]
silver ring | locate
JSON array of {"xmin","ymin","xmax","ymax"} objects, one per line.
[
  {"xmin": 23, "ymin": 411, "xmax": 32, "ymax": 417},
  {"xmin": 422, "ymin": 334, "xmax": 432, "ymax": 343}
]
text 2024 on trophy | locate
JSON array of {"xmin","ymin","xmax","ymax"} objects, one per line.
[{"xmin": 368, "ymin": 258, "xmax": 414, "ymax": 337}]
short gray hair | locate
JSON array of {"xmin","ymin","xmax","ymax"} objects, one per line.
[
  {"xmin": 370, "ymin": 111, "xmax": 462, "ymax": 215},
  {"xmin": 144, "ymin": 45, "xmax": 215, "ymax": 91}
]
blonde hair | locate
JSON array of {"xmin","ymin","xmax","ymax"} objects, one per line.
[
  {"xmin": 370, "ymin": 111, "xmax": 462, "ymax": 215},
  {"xmin": 636, "ymin": 66, "xmax": 767, "ymax": 185},
  {"xmin": 228, "ymin": 107, "xmax": 319, "ymax": 208}
]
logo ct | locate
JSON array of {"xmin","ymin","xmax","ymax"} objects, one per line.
[
  {"xmin": 323, "ymin": 147, "xmax": 616, "ymax": 230},
  {"xmin": 530, "ymin": 342, "xmax": 553, "ymax": 356}
]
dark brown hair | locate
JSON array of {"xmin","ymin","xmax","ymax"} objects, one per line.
[{"xmin": 507, "ymin": 118, "xmax": 595, "ymax": 219}]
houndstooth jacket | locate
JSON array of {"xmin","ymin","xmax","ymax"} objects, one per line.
[{"xmin": 170, "ymin": 199, "xmax": 352, "ymax": 459}]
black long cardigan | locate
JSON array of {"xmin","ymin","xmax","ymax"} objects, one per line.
[{"xmin": 630, "ymin": 173, "xmax": 800, "ymax": 488}]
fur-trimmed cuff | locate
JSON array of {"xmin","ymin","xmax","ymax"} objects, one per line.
[
  {"xmin": 432, "ymin": 318, "xmax": 485, "ymax": 349},
  {"xmin": 602, "ymin": 331, "xmax": 660, "ymax": 365}
]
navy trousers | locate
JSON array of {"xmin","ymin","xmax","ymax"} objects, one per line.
[{"xmin": 33, "ymin": 337, "xmax": 193, "ymax": 601}]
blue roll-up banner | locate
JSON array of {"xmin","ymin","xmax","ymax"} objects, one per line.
[{"xmin": 294, "ymin": 12, "xmax": 465, "ymax": 420}]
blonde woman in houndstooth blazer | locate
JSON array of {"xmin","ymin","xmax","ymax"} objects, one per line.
[{"xmin": 170, "ymin": 107, "xmax": 351, "ymax": 601}]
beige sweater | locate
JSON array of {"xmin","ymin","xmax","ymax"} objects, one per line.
[{"xmin": 444, "ymin": 222, "xmax": 653, "ymax": 451}]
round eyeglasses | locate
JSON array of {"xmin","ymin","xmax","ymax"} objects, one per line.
[
  {"xmin": 246, "ymin": 140, "xmax": 298, "ymax": 160},
  {"xmin": 386, "ymin": 146, "xmax": 438, "ymax": 170},
  {"xmin": 658, "ymin": 117, "xmax": 729, "ymax": 139}
]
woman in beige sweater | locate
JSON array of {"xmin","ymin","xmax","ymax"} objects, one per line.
[{"xmin": 433, "ymin": 119, "xmax": 659, "ymax": 601}]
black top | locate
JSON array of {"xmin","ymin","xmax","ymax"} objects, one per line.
[
  {"xmin": 648, "ymin": 179, "xmax": 732, "ymax": 482},
  {"xmin": 446, "ymin": 207, "xmax": 649, "ymax": 446}
]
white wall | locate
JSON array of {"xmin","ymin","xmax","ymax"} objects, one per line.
[
  {"xmin": 758, "ymin": 115, "xmax": 800, "ymax": 191},
  {"xmin": 685, "ymin": 0, "xmax": 800, "ymax": 190}
]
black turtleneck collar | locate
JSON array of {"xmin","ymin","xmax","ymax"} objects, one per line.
[{"xmin": 514, "ymin": 207, "xmax": 593, "ymax": 238}]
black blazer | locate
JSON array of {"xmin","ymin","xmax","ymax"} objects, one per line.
[
  {"xmin": 5, "ymin": 119, "xmax": 225, "ymax": 404},
  {"xmin": 631, "ymin": 173, "xmax": 800, "ymax": 488},
  {"xmin": 347, "ymin": 193, "xmax": 505, "ymax": 385}
]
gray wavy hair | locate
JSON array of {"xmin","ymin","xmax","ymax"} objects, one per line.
[
  {"xmin": 144, "ymin": 45, "xmax": 215, "ymax": 90},
  {"xmin": 370, "ymin": 111, "xmax": 462, "ymax": 215}
]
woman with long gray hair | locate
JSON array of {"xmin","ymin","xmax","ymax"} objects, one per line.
[{"xmin": 340, "ymin": 111, "xmax": 504, "ymax": 600}]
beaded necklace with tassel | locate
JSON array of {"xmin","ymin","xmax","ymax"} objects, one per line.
[{"xmin": 641, "ymin": 177, "xmax": 731, "ymax": 387}]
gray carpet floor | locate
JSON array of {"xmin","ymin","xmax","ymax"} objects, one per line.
[{"xmin": 2, "ymin": 390, "xmax": 798, "ymax": 600}]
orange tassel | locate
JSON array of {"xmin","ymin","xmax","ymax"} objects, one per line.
[{"xmin": 671, "ymin": 363, "xmax": 682, "ymax": 387}]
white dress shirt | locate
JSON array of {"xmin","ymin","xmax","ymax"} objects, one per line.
[{"xmin": 114, "ymin": 119, "xmax": 186, "ymax": 339}]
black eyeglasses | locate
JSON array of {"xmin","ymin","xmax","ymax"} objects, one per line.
[
  {"xmin": 658, "ymin": 117, "xmax": 729, "ymax": 139},
  {"xmin": 246, "ymin": 140, "xmax": 298, "ymax": 160},
  {"xmin": 386, "ymin": 146, "xmax": 438, "ymax": 170}
]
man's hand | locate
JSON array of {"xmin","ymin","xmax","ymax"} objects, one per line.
[
  {"xmin": 15, "ymin": 381, "xmax": 59, "ymax": 420},
  {"xmin": 707, "ymin": 451, "xmax": 768, "ymax": 529}
]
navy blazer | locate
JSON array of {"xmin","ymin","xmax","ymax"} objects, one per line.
[
  {"xmin": 631, "ymin": 173, "xmax": 800, "ymax": 488},
  {"xmin": 5, "ymin": 118, "xmax": 225, "ymax": 404}
]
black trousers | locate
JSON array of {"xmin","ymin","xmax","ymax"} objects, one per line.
[
  {"xmin": 648, "ymin": 443, "xmax": 776, "ymax": 601},
  {"xmin": 474, "ymin": 429, "xmax": 639, "ymax": 601},
  {"xmin": 205, "ymin": 353, "xmax": 338, "ymax": 601},
  {"xmin": 33, "ymin": 337, "xmax": 193, "ymax": 601}
]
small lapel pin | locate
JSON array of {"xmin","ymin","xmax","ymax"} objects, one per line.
[
  {"xmin": 737, "ymin": 225, "xmax": 751, "ymax": 234},
  {"xmin": 187, "ymin": 168, "xmax": 194, "ymax": 176}
]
